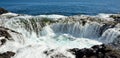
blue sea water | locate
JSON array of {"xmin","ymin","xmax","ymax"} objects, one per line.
[{"xmin": 0, "ymin": 0, "xmax": 120, "ymax": 16}]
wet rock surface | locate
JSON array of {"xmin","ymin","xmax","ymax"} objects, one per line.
[
  {"xmin": 0, "ymin": 51, "xmax": 15, "ymax": 58},
  {"xmin": 68, "ymin": 44, "xmax": 120, "ymax": 58},
  {"xmin": 44, "ymin": 49, "xmax": 71, "ymax": 58},
  {"xmin": 0, "ymin": 26, "xmax": 21, "ymax": 46},
  {"xmin": 0, "ymin": 8, "xmax": 8, "ymax": 15},
  {"xmin": 0, "ymin": 27, "xmax": 18, "ymax": 58},
  {"xmin": 43, "ymin": 44, "xmax": 120, "ymax": 58},
  {"xmin": 0, "ymin": 39, "xmax": 6, "ymax": 45},
  {"xmin": 0, "ymin": 26, "xmax": 12, "ymax": 40},
  {"xmin": 110, "ymin": 14, "xmax": 120, "ymax": 23}
]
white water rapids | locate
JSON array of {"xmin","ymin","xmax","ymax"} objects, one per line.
[{"xmin": 0, "ymin": 13, "xmax": 120, "ymax": 58}]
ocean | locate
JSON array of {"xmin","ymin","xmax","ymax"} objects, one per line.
[
  {"xmin": 0, "ymin": 0, "xmax": 120, "ymax": 15},
  {"xmin": 0, "ymin": 0, "xmax": 120, "ymax": 58}
]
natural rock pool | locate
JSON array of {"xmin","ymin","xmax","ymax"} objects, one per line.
[{"xmin": 0, "ymin": 12, "xmax": 120, "ymax": 58}]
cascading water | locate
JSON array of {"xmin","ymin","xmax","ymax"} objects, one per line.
[{"xmin": 0, "ymin": 13, "xmax": 120, "ymax": 58}]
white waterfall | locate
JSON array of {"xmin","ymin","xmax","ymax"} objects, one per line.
[{"xmin": 0, "ymin": 13, "xmax": 120, "ymax": 58}]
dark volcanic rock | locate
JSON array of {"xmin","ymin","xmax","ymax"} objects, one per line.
[
  {"xmin": 0, "ymin": 51, "xmax": 15, "ymax": 58},
  {"xmin": 0, "ymin": 39, "xmax": 6, "ymax": 45},
  {"xmin": 0, "ymin": 27, "xmax": 12, "ymax": 39},
  {"xmin": 44, "ymin": 49, "xmax": 69, "ymax": 58},
  {"xmin": 0, "ymin": 26, "xmax": 16, "ymax": 46},
  {"xmin": 99, "ymin": 23, "xmax": 116, "ymax": 36},
  {"xmin": 0, "ymin": 8, "xmax": 8, "ymax": 15},
  {"xmin": 68, "ymin": 44, "xmax": 120, "ymax": 58},
  {"xmin": 0, "ymin": 26, "xmax": 22, "ymax": 46},
  {"xmin": 0, "ymin": 26, "xmax": 21, "ymax": 39},
  {"xmin": 44, "ymin": 49, "xmax": 54, "ymax": 56},
  {"xmin": 50, "ymin": 53, "xmax": 67, "ymax": 58},
  {"xmin": 110, "ymin": 15, "xmax": 120, "ymax": 23}
]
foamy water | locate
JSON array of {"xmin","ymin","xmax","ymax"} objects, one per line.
[{"xmin": 0, "ymin": 13, "xmax": 120, "ymax": 58}]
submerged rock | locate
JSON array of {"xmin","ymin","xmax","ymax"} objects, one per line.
[
  {"xmin": 0, "ymin": 8, "xmax": 8, "ymax": 15},
  {"xmin": 0, "ymin": 51, "xmax": 15, "ymax": 58},
  {"xmin": 68, "ymin": 44, "xmax": 120, "ymax": 58}
]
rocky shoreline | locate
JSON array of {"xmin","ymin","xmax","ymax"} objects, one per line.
[
  {"xmin": 0, "ymin": 8, "xmax": 120, "ymax": 58},
  {"xmin": 68, "ymin": 44, "xmax": 120, "ymax": 58},
  {"xmin": 0, "ymin": 26, "xmax": 15, "ymax": 58},
  {"xmin": 0, "ymin": 8, "xmax": 12, "ymax": 58},
  {"xmin": 43, "ymin": 44, "xmax": 120, "ymax": 58}
]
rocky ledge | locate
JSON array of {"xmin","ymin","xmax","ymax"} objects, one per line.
[
  {"xmin": 68, "ymin": 44, "xmax": 120, "ymax": 58},
  {"xmin": 0, "ymin": 8, "xmax": 8, "ymax": 15},
  {"xmin": 43, "ymin": 44, "xmax": 120, "ymax": 58},
  {"xmin": 0, "ymin": 27, "xmax": 19, "ymax": 58},
  {"xmin": 0, "ymin": 26, "xmax": 21, "ymax": 45}
]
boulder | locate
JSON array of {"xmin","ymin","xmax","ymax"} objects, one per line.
[{"xmin": 0, "ymin": 8, "xmax": 8, "ymax": 15}]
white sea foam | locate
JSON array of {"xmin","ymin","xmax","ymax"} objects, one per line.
[
  {"xmin": 39, "ymin": 14, "xmax": 66, "ymax": 19},
  {"xmin": 0, "ymin": 13, "xmax": 120, "ymax": 58},
  {"xmin": 1, "ymin": 12, "xmax": 18, "ymax": 16}
]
